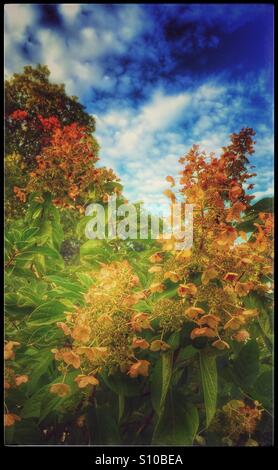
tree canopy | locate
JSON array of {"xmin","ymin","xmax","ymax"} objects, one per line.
[{"xmin": 5, "ymin": 65, "xmax": 96, "ymax": 165}]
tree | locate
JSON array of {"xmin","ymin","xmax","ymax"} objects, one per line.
[
  {"xmin": 4, "ymin": 65, "xmax": 120, "ymax": 223},
  {"xmin": 5, "ymin": 65, "xmax": 96, "ymax": 165}
]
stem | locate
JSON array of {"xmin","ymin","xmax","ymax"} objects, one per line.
[
  {"xmin": 5, "ymin": 250, "xmax": 19, "ymax": 269},
  {"xmin": 135, "ymin": 410, "xmax": 155, "ymax": 438}
]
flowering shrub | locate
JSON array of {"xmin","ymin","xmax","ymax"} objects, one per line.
[
  {"xmin": 4, "ymin": 72, "xmax": 273, "ymax": 449},
  {"xmin": 51, "ymin": 260, "xmax": 150, "ymax": 388},
  {"xmin": 24, "ymin": 130, "xmax": 271, "ymax": 446},
  {"xmin": 151, "ymin": 129, "xmax": 273, "ymax": 349},
  {"xmin": 25, "ymin": 121, "xmax": 120, "ymax": 208}
]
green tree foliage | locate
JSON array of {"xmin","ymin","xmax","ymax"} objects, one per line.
[{"xmin": 5, "ymin": 64, "xmax": 96, "ymax": 165}]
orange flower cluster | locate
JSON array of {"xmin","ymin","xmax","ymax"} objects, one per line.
[
  {"xmin": 148, "ymin": 129, "xmax": 273, "ymax": 348},
  {"xmin": 4, "ymin": 341, "xmax": 21, "ymax": 360},
  {"xmin": 51, "ymin": 261, "xmax": 155, "ymax": 397},
  {"xmin": 13, "ymin": 117, "xmax": 120, "ymax": 210},
  {"xmin": 4, "ymin": 367, "xmax": 28, "ymax": 390},
  {"xmin": 4, "ymin": 341, "xmax": 28, "ymax": 427},
  {"xmin": 25, "ymin": 123, "xmax": 119, "ymax": 208},
  {"xmin": 9, "ymin": 109, "xmax": 28, "ymax": 121},
  {"xmin": 13, "ymin": 186, "xmax": 26, "ymax": 203},
  {"xmin": 4, "ymin": 413, "xmax": 21, "ymax": 427}
]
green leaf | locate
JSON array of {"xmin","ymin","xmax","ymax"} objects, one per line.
[
  {"xmin": 244, "ymin": 292, "xmax": 273, "ymax": 349},
  {"xmin": 22, "ymin": 246, "xmax": 63, "ymax": 260},
  {"xmin": 4, "ymin": 425, "xmax": 15, "ymax": 445},
  {"xmin": 233, "ymin": 340, "xmax": 259, "ymax": 388},
  {"xmin": 151, "ymin": 352, "xmax": 173, "ymax": 415},
  {"xmin": 101, "ymin": 371, "xmax": 141, "ymax": 397},
  {"xmin": 104, "ymin": 181, "xmax": 123, "ymax": 193},
  {"xmin": 158, "ymin": 285, "xmax": 178, "ymax": 300},
  {"xmin": 167, "ymin": 331, "xmax": 180, "ymax": 349},
  {"xmin": 76, "ymin": 216, "xmax": 93, "ymax": 240},
  {"xmin": 76, "ymin": 272, "xmax": 94, "ymax": 289},
  {"xmin": 236, "ymin": 197, "xmax": 274, "ymax": 232},
  {"xmin": 80, "ymin": 239, "xmax": 105, "ymax": 256},
  {"xmin": 39, "ymin": 372, "xmax": 79, "ymax": 423},
  {"xmin": 30, "ymin": 206, "xmax": 42, "ymax": 220},
  {"xmin": 176, "ymin": 345, "xmax": 198, "ymax": 364},
  {"xmin": 20, "ymin": 227, "xmax": 40, "ymax": 241},
  {"xmin": 51, "ymin": 222, "xmax": 64, "ymax": 251},
  {"xmin": 252, "ymin": 370, "xmax": 273, "ymax": 411},
  {"xmin": 46, "ymin": 275, "xmax": 84, "ymax": 294},
  {"xmin": 37, "ymin": 220, "xmax": 53, "ymax": 244},
  {"xmin": 246, "ymin": 197, "xmax": 274, "ymax": 214},
  {"xmin": 10, "ymin": 288, "xmax": 40, "ymax": 308},
  {"xmin": 235, "ymin": 214, "xmax": 258, "ymax": 232},
  {"xmin": 13, "ymin": 419, "xmax": 42, "ymax": 445},
  {"xmin": 87, "ymin": 403, "xmax": 121, "ymax": 445},
  {"xmin": 33, "ymin": 253, "xmax": 46, "ymax": 273},
  {"xmin": 21, "ymin": 389, "xmax": 45, "ymax": 418},
  {"xmin": 28, "ymin": 300, "xmax": 67, "ymax": 326},
  {"xmin": 118, "ymin": 394, "xmax": 125, "ymax": 422},
  {"xmin": 199, "ymin": 351, "xmax": 218, "ymax": 427},
  {"xmin": 27, "ymin": 350, "xmax": 54, "ymax": 394},
  {"xmin": 23, "ymin": 372, "xmax": 78, "ymax": 421},
  {"xmin": 152, "ymin": 390, "xmax": 199, "ymax": 445}
]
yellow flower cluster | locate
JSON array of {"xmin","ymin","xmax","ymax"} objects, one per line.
[
  {"xmin": 147, "ymin": 211, "xmax": 273, "ymax": 349},
  {"xmin": 211, "ymin": 399, "xmax": 263, "ymax": 445},
  {"xmin": 51, "ymin": 261, "xmax": 156, "ymax": 397},
  {"xmin": 151, "ymin": 298, "xmax": 185, "ymax": 332}
]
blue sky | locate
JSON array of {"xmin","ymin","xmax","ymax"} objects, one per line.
[{"xmin": 5, "ymin": 4, "xmax": 274, "ymax": 208}]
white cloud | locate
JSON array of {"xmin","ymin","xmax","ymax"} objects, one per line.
[
  {"xmin": 97, "ymin": 90, "xmax": 191, "ymax": 161},
  {"xmin": 4, "ymin": 5, "xmax": 273, "ymax": 208},
  {"xmin": 58, "ymin": 4, "xmax": 82, "ymax": 23},
  {"xmin": 95, "ymin": 81, "xmax": 273, "ymax": 206},
  {"xmin": 140, "ymin": 91, "xmax": 190, "ymax": 131},
  {"xmin": 4, "ymin": 4, "xmax": 38, "ymax": 75},
  {"xmin": 4, "ymin": 4, "xmax": 145, "ymax": 97},
  {"xmin": 5, "ymin": 4, "xmax": 36, "ymax": 36},
  {"xmin": 95, "ymin": 86, "xmax": 223, "ymax": 206},
  {"xmin": 252, "ymin": 185, "xmax": 274, "ymax": 201}
]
